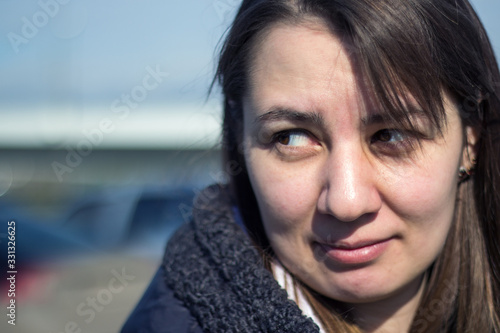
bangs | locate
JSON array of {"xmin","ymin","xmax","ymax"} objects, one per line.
[
  {"xmin": 354, "ymin": 25, "xmax": 447, "ymax": 138},
  {"xmin": 298, "ymin": 0, "xmax": 450, "ymax": 136}
]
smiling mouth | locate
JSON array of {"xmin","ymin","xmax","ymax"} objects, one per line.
[{"xmin": 315, "ymin": 238, "xmax": 393, "ymax": 265}]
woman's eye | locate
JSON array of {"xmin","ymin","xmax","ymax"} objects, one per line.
[
  {"xmin": 268, "ymin": 129, "xmax": 321, "ymax": 160},
  {"xmin": 371, "ymin": 129, "xmax": 407, "ymax": 144},
  {"xmin": 275, "ymin": 131, "xmax": 314, "ymax": 147}
]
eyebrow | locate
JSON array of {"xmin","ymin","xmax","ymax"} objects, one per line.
[
  {"xmin": 361, "ymin": 109, "xmax": 429, "ymax": 126},
  {"xmin": 255, "ymin": 107, "xmax": 430, "ymax": 129},
  {"xmin": 255, "ymin": 108, "xmax": 326, "ymax": 128},
  {"xmin": 361, "ymin": 114, "xmax": 391, "ymax": 126}
]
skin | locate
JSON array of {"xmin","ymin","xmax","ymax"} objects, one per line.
[{"xmin": 242, "ymin": 21, "xmax": 475, "ymax": 332}]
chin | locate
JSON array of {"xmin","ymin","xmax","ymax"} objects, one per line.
[{"xmin": 310, "ymin": 265, "xmax": 423, "ymax": 305}]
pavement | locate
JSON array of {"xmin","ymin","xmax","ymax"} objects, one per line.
[{"xmin": 0, "ymin": 253, "xmax": 160, "ymax": 333}]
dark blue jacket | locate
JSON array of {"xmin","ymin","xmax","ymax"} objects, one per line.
[{"xmin": 121, "ymin": 268, "xmax": 203, "ymax": 333}]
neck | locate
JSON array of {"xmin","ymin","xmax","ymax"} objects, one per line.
[{"xmin": 350, "ymin": 275, "xmax": 426, "ymax": 333}]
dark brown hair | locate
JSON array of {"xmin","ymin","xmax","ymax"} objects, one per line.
[{"xmin": 213, "ymin": 0, "xmax": 500, "ymax": 331}]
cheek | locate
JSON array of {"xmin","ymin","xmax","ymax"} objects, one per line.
[
  {"xmin": 247, "ymin": 161, "xmax": 321, "ymax": 277},
  {"xmin": 382, "ymin": 159, "xmax": 458, "ymax": 255},
  {"xmin": 245, "ymin": 152, "xmax": 319, "ymax": 233},
  {"xmin": 390, "ymin": 161, "xmax": 458, "ymax": 219},
  {"xmin": 393, "ymin": 173, "xmax": 456, "ymax": 216}
]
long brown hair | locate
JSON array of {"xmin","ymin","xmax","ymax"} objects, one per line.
[{"xmin": 213, "ymin": 0, "xmax": 500, "ymax": 331}]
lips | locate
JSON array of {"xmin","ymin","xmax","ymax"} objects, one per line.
[{"xmin": 316, "ymin": 238, "xmax": 393, "ymax": 265}]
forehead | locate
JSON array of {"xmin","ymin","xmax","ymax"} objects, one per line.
[
  {"xmin": 251, "ymin": 21, "xmax": 354, "ymax": 79},
  {"xmin": 246, "ymin": 22, "xmax": 371, "ymax": 118}
]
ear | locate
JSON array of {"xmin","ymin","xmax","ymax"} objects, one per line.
[{"xmin": 461, "ymin": 125, "xmax": 479, "ymax": 169}]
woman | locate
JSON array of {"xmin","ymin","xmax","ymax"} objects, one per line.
[{"xmin": 122, "ymin": 0, "xmax": 500, "ymax": 332}]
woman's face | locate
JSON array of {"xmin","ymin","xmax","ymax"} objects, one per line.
[{"xmin": 242, "ymin": 22, "xmax": 469, "ymax": 305}]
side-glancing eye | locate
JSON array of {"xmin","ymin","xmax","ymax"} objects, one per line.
[
  {"xmin": 370, "ymin": 128, "xmax": 425, "ymax": 155},
  {"xmin": 275, "ymin": 130, "xmax": 314, "ymax": 147},
  {"xmin": 371, "ymin": 129, "xmax": 407, "ymax": 144}
]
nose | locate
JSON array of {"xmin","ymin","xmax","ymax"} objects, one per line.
[{"xmin": 317, "ymin": 146, "xmax": 382, "ymax": 222}]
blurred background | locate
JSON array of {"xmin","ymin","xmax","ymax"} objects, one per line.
[{"xmin": 0, "ymin": 0, "xmax": 498, "ymax": 332}]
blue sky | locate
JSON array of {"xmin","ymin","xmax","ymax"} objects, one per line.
[
  {"xmin": 0, "ymin": 0, "xmax": 498, "ymax": 148},
  {"xmin": 0, "ymin": 0, "xmax": 237, "ymax": 105}
]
